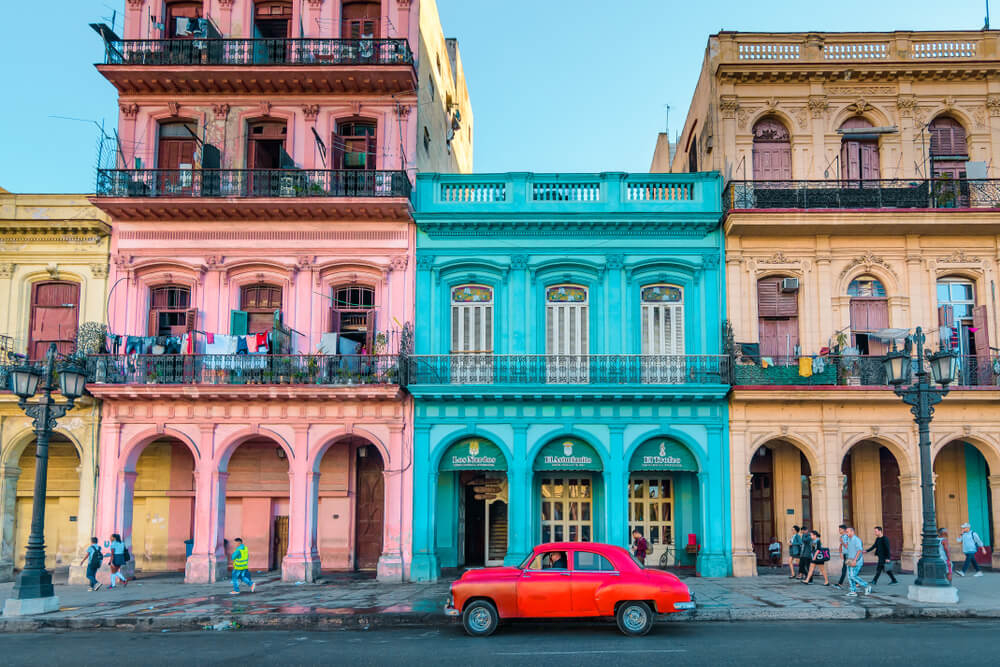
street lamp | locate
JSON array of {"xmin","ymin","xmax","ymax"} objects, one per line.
[
  {"xmin": 3, "ymin": 343, "xmax": 87, "ymax": 617},
  {"xmin": 882, "ymin": 326, "xmax": 959, "ymax": 603}
]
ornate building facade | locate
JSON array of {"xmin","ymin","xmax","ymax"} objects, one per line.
[{"xmin": 658, "ymin": 31, "xmax": 1000, "ymax": 575}]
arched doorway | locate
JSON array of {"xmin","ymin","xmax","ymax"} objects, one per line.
[
  {"xmin": 752, "ymin": 117, "xmax": 792, "ymax": 181},
  {"xmin": 533, "ymin": 437, "xmax": 603, "ymax": 544},
  {"xmin": 628, "ymin": 438, "xmax": 699, "ymax": 568},
  {"xmin": 434, "ymin": 437, "xmax": 508, "ymax": 568},
  {"xmin": 224, "ymin": 438, "xmax": 290, "ymax": 571},
  {"xmin": 839, "ymin": 117, "xmax": 880, "ymax": 181},
  {"xmin": 842, "ymin": 441, "xmax": 904, "ymax": 560},
  {"xmin": 132, "ymin": 438, "xmax": 196, "ymax": 572},
  {"xmin": 12, "ymin": 435, "xmax": 80, "ymax": 571},
  {"xmin": 353, "ymin": 443, "xmax": 384, "ymax": 571},
  {"xmin": 934, "ymin": 441, "xmax": 994, "ymax": 566},
  {"xmin": 748, "ymin": 441, "xmax": 812, "ymax": 567}
]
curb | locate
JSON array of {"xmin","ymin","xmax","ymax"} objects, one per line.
[{"xmin": 3, "ymin": 604, "xmax": 1000, "ymax": 632}]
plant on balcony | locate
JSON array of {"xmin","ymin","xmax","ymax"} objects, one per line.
[{"xmin": 933, "ymin": 174, "xmax": 957, "ymax": 208}]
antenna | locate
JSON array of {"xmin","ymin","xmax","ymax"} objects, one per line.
[
  {"xmin": 987, "ymin": 0, "xmax": 992, "ymax": 29},
  {"xmin": 664, "ymin": 104, "xmax": 671, "ymax": 134}
]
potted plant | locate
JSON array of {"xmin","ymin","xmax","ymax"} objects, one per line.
[{"xmin": 76, "ymin": 322, "xmax": 108, "ymax": 383}]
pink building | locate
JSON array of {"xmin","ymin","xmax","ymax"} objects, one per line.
[{"xmin": 89, "ymin": 0, "xmax": 471, "ymax": 583}]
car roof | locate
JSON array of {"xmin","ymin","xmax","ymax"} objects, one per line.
[{"xmin": 534, "ymin": 542, "xmax": 622, "ymax": 553}]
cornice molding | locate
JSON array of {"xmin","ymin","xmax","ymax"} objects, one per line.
[{"xmin": 415, "ymin": 216, "xmax": 720, "ymax": 239}]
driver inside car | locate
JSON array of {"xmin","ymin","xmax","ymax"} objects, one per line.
[{"xmin": 543, "ymin": 551, "xmax": 568, "ymax": 569}]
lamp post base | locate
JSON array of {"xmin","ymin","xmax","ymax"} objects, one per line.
[
  {"xmin": 907, "ymin": 584, "xmax": 959, "ymax": 604},
  {"xmin": 2, "ymin": 595, "xmax": 60, "ymax": 617}
]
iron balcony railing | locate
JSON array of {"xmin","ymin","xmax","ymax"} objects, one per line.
[
  {"xmin": 723, "ymin": 179, "xmax": 1000, "ymax": 213},
  {"xmin": 405, "ymin": 354, "xmax": 732, "ymax": 386},
  {"xmin": 103, "ymin": 38, "xmax": 413, "ymax": 67},
  {"xmin": 85, "ymin": 354, "xmax": 401, "ymax": 386},
  {"xmin": 733, "ymin": 355, "xmax": 1000, "ymax": 388},
  {"xmin": 96, "ymin": 169, "xmax": 412, "ymax": 199}
]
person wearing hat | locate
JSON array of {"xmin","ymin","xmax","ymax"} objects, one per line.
[
  {"xmin": 955, "ymin": 523, "xmax": 986, "ymax": 577},
  {"xmin": 938, "ymin": 528, "xmax": 953, "ymax": 582}
]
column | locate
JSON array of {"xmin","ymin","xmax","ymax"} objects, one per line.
[
  {"xmin": 606, "ymin": 427, "xmax": 627, "ymax": 547},
  {"xmin": 729, "ymin": 429, "xmax": 756, "ymax": 577},
  {"xmin": 376, "ymin": 427, "xmax": 405, "ymax": 582},
  {"xmin": 0, "ymin": 465, "xmax": 21, "ymax": 582},
  {"xmin": 186, "ymin": 464, "xmax": 228, "ymax": 583},
  {"xmin": 989, "ymin": 475, "xmax": 1000, "ymax": 569},
  {"xmin": 696, "ymin": 425, "xmax": 730, "ymax": 577},
  {"xmin": 282, "ymin": 470, "xmax": 320, "ymax": 582},
  {"xmin": 503, "ymin": 426, "xmax": 531, "ymax": 566},
  {"xmin": 899, "ymin": 474, "xmax": 922, "ymax": 572},
  {"xmin": 409, "ymin": 426, "xmax": 438, "ymax": 581},
  {"xmin": 106, "ymin": 470, "xmax": 138, "ymax": 583},
  {"xmin": 67, "ymin": 439, "xmax": 98, "ymax": 585}
]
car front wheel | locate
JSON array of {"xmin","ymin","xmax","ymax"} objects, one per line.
[
  {"xmin": 462, "ymin": 600, "xmax": 499, "ymax": 637},
  {"xmin": 616, "ymin": 601, "xmax": 654, "ymax": 637}
]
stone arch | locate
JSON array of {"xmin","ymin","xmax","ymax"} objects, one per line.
[
  {"xmin": 2, "ymin": 426, "xmax": 85, "ymax": 468},
  {"xmin": 926, "ymin": 109, "xmax": 974, "ymax": 138},
  {"xmin": 310, "ymin": 426, "xmax": 392, "ymax": 473},
  {"xmin": 932, "ymin": 432, "xmax": 1000, "ymax": 472},
  {"xmin": 748, "ymin": 431, "xmax": 821, "ymax": 475},
  {"xmin": 217, "ymin": 427, "xmax": 294, "ymax": 471},
  {"xmin": 841, "ymin": 432, "xmax": 915, "ymax": 477},
  {"xmin": 429, "ymin": 426, "xmax": 513, "ymax": 474},
  {"xmin": 624, "ymin": 426, "xmax": 707, "ymax": 473},
  {"xmin": 121, "ymin": 426, "xmax": 201, "ymax": 472},
  {"xmin": 838, "ymin": 265, "xmax": 899, "ymax": 299},
  {"xmin": 829, "ymin": 105, "xmax": 892, "ymax": 134},
  {"xmin": 747, "ymin": 109, "xmax": 798, "ymax": 139}
]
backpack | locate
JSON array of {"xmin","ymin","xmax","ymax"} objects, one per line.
[
  {"xmin": 88, "ymin": 545, "xmax": 103, "ymax": 569},
  {"xmin": 123, "ymin": 546, "xmax": 131, "ymax": 563}
]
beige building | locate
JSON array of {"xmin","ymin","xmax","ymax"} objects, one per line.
[
  {"xmin": 0, "ymin": 190, "xmax": 109, "ymax": 583},
  {"xmin": 658, "ymin": 31, "xmax": 1000, "ymax": 576}
]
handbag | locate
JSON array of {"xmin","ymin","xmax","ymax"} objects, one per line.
[
  {"xmin": 885, "ymin": 560, "xmax": 893, "ymax": 573},
  {"xmin": 814, "ymin": 547, "xmax": 831, "ymax": 563},
  {"xmin": 790, "ymin": 544, "xmax": 802, "ymax": 558}
]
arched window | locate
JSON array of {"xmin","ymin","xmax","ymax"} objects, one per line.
[
  {"xmin": 752, "ymin": 117, "xmax": 791, "ymax": 181},
  {"xmin": 847, "ymin": 276, "xmax": 888, "ymax": 355},
  {"xmin": 342, "ymin": 1, "xmax": 381, "ymax": 39},
  {"xmin": 334, "ymin": 119, "xmax": 377, "ymax": 170},
  {"xmin": 640, "ymin": 285, "xmax": 684, "ymax": 356},
  {"xmin": 240, "ymin": 284, "xmax": 282, "ymax": 334},
  {"xmin": 451, "ymin": 285, "xmax": 493, "ymax": 353},
  {"xmin": 546, "ymin": 286, "xmax": 589, "ymax": 381},
  {"xmin": 28, "ymin": 281, "xmax": 80, "ymax": 359},
  {"xmin": 331, "ymin": 285, "xmax": 376, "ymax": 351},
  {"xmin": 149, "ymin": 285, "xmax": 193, "ymax": 336},
  {"xmin": 756, "ymin": 276, "xmax": 798, "ymax": 360},
  {"xmin": 929, "ymin": 117, "xmax": 969, "ymax": 206},
  {"xmin": 839, "ymin": 117, "xmax": 880, "ymax": 181},
  {"xmin": 166, "ymin": 1, "xmax": 203, "ymax": 39}
]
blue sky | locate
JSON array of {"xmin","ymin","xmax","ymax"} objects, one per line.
[{"xmin": 0, "ymin": 0, "xmax": 992, "ymax": 192}]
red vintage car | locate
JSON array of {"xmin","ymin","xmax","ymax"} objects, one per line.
[{"xmin": 444, "ymin": 542, "xmax": 695, "ymax": 637}]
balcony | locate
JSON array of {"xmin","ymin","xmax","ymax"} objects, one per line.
[
  {"xmin": 722, "ymin": 179, "xmax": 1000, "ymax": 235},
  {"xmin": 92, "ymin": 169, "xmax": 412, "ymax": 221},
  {"xmin": 97, "ymin": 38, "xmax": 415, "ymax": 95},
  {"xmin": 405, "ymin": 354, "xmax": 731, "ymax": 400},
  {"xmin": 84, "ymin": 354, "xmax": 403, "ymax": 401},
  {"xmin": 733, "ymin": 355, "xmax": 1000, "ymax": 389}
]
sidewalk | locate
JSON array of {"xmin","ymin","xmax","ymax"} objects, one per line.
[{"xmin": 1, "ymin": 568, "xmax": 998, "ymax": 632}]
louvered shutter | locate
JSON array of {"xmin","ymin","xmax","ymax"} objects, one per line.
[
  {"xmin": 757, "ymin": 279, "xmax": 780, "ymax": 317},
  {"xmin": 185, "ymin": 308, "xmax": 197, "ymax": 333},
  {"xmin": 365, "ymin": 310, "xmax": 376, "ymax": 351},
  {"xmin": 230, "ymin": 309, "xmax": 249, "ymax": 336},
  {"xmin": 329, "ymin": 308, "xmax": 341, "ymax": 333}
]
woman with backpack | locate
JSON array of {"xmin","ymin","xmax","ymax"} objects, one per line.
[
  {"xmin": 106, "ymin": 533, "xmax": 129, "ymax": 588},
  {"xmin": 79, "ymin": 537, "xmax": 104, "ymax": 591},
  {"xmin": 788, "ymin": 525, "xmax": 802, "ymax": 578},
  {"xmin": 804, "ymin": 530, "xmax": 831, "ymax": 585}
]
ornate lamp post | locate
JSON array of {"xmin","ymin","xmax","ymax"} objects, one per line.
[
  {"xmin": 882, "ymin": 326, "xmax": 959, "ymax": 603},
  {"xmin": 3, "ymin": 344, "xmax": 87, "ymax": 617}
]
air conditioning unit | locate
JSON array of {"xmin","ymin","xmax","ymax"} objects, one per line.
[{"xmin": 781, "ymin": 277, "xmax": 800, "ymax": 292}]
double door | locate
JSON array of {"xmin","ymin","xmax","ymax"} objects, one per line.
[
  {"xmin": 628, "ymin": 475, "xmax": 674, "ymax": 567},
  {"xmin": 540, "ymin": 476, "xmax": 593, "ymax": 544}
]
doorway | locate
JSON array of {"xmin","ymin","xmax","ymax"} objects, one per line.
[
  {"xmin": 272, "ymin": 515, "xmax": 289, "ymax": 571},
  {"xmin": 750, "ymin": 446, "xmax": 775, "ymax": 565},
  {"xmin": 879, "ymin": 447, "xmax": 903, "ymax": 560},
  {"xmin": 354, "ymin": 446, "xmax": 384, "ymax": 570},
  {"xmin": 459, "ymin": 473, "xmax": 508, "ymax": 567},
  {"xmin": 628, "ymin": 475, "xmax": 674, "ymax": 567},
  {"xmin": 539, "ymin": 475, "xmax": 593, "ymax": 543}
]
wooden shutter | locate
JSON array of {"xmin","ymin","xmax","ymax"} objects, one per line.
[
  {"xmin": 973, "ymin": 305, "xmax": 991, "ymax": 355},
  {"xmin": 758, "ymin": 319, "xmax": 779, "ymax": 358},
  {"xmin": 185, "ymin": 308, "xmax": 197, "ymax": 333},
  {"xmin": 930, "ymin": 118, "xmax": 968, "ymax": 157},
  {"xmin": 148, "ymin": 309, "xmax": 160, "ymax": 337},
  {"xmin": 332, "ymin": 133, "xmax": 344, "ymax": 170},
  {"xmin": 29, "ymin": 282, "xmax": 80, "ymax": 358},
  {"xmin": 329, "ymin": 308, "xmax": 341, "ymax": 333},
  {"xmin": 757, "ymin": 278, "xmax": 780, "ymax": 318},
  {"xmin": 365, "ymin": 310, "xmax": 376, "ymax": 351},
  {"xmin": 851, "ymin": 299, "xmax": 888, "ymax": 355},
  {"xmin": 774, "ymin": 318, "xmax": 799, "ymax": 358},
  {"xmin": 861, "ymin": 142, "xmax": 880, "ymax": 180},
  {"xmin": 776, "ymin": 287, "xmax": 798, "ymax": 317},
  {"xmin": 230, "ymin": 309, "xmax": 249, "ymax": 336},
  {"xmin": 938, "ymin": 305, "xmax": 954, "ymax": 329}
]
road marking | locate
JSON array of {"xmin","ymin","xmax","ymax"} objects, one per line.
[{"xmin": 496, "ymin": 649, "xmax": 687, "ymax": 656}]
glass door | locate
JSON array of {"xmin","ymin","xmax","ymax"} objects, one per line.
[
  {"xmin": 540, "ymin": 476, "xmax": 592, "ymax": 543},
  {"xmin": 628, "ymin": 476, "xmax": 674, "ymax": 567}
]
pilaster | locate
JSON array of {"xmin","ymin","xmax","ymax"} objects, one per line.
[{"xmin": 0, "ymin": 465, "xmax": 22, "ymax": 582}]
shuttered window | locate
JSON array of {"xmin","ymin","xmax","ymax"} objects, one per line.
[
  {"xmin": 752, "ymin": 117, "xmax": 792, "ymax": 181},
  {"xmin": 839, "ymin": 117, "xmax": 880, "ymax": 181},
  {"xmin": 546, "ymin": 285, "xmax": 589, "ymax": 383},
  {"xmin": 640, "ymin": 285, "xmax": 684, "ymax": 355},
  {"xmin": 451, "ymin": 285, "xmax": 493, "ymax": 353},
  {"xmin": 28, "ymin": 282, "xmax": 80, "ymax": 359},
  {"xmin": 929, "ymin": 117, "xmax": 968, "ymax": 158},
  {"xmin": 149, "ymin": 285, "xmax": 194, "ymax": 337},
  {"xmin": 757, "ymin": 277, "xmax": 798, "ymax": 359},
  {"xmin": 241, "ymin": 284, "xmax": 282, "ymax": 334}
]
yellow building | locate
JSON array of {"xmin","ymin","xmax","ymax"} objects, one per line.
[
  {"xmin": 658, "ymin": 31, "xmax": 1000, "ymax": 575},
  {"xmin": 0, "ymin": 189, "xmax": 109, "ymax": 583}
]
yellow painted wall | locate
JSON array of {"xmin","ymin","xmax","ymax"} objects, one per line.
[
  {"xmin": 934, "ymin": 442, "xmax": 969, "ymax": 538},
  {"xmin": 848, "ymin": 442, "xmax": 884, "ymax": 545},
  {"xmin": 14, "ymin": 440, "xmax": 80, "ymax": 569},
  {"xmin": 132, "ymin": 440, "xmax": 195, "ymax": 571},
  {"xmin": 771, "ymin": 442, "xmax": 806, "ymax": 547}
]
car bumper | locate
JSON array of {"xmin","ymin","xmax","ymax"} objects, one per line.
[{"xmin": 673, "ymin": 601, "xmax": 696, "ymax": 610}]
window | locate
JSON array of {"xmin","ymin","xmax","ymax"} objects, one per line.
[
  {"xmin": 800, "ymin": 452, "xmax": 812, "ymax": 525},
  {"xmin": 241, "ymin": 284, "xmax": 282, "ymax": 334},
  {"xmin": 28, "ymin": 282, "xmax": 80, "ymax": 359},
  {"xmin": 848, "ymin": 276, "xmax": 888, "ymax": 355},
  {"xmin": 525, "ymin": 551, "xmax": 568, "ymax": 571},
  {"xmin": 937, "ymin": 278, "xmax": 989, "ymax": 362},
  {"xmin": 157, "ymin": 121, "xmax": 198, "ymax": 192},
  {"xmin": 757, "ymin": 276, "xmax": 798, "ymax": 360},
  {"xmin": 930, "ymin": 117, "xmax": 970, "ymax": 206},
  {"xmin": 247, "ymin": 120, "xmax": 288, "ymax": 169},
  {"xmin": 149, "ymin": 285, "xmax": 194, "ymax": 336},
  {"xmin": 428, "ymin": 75, "xmax": 435, "ymax": 101},
  {"xmin": 451, "ymin": 286, "xmax": 493, "ymax": 353},
  {"xmin": 254, "ymin": 1, "xmax": 292, "ymax": 38},
  {"xmin": 573, "ymin": 551, "xmax": 615, "ymax": 572},
  {"xmin": 334, "ymin": 120, "xmax": 376, "ymax": 170},
  {"xmin": 341, "ymin": 1, "xmax": 380, "ymax": 38},
  {"xmin": 839, "ymin": 117, "xmax": 880, "ymax": 180},
  {"xmin": 641, "ymin": 285, "xmax": 684, "ymax": 382},
  {"xmin": 166, "ymin": 1, "xmax": 202, "ymax": 39},
  {"xmin": 752, "ymin": 117, "xmax": 791, "ymax": 181},
  {"xmin": 546, "ymin": 285, "xmax": 589, "ymax": 383},
  {"xmin": 331, "ymin": 285, "xmax": 376, "ymax": 351},
  {"xmin": 540, "ymin": 477, "xmax": 592, "ymax": 543}
]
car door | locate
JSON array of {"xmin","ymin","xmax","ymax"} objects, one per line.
[
  {"xmin": 571, "ymin": 550, "xmax": 617, "ymax": 616},
  {"xmin": 516, "ymin": 550, "xmax": 573, "ymax": 617}
]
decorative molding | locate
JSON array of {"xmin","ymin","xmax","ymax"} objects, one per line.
[
  {"xmin": 759, "ymin": 251, "xmax": 797, "ymax": 265},
  {"xmin": 117, "ymin": 229, "xmax": 408, "ymax": 242},
  {"xmin": 119, "ymin": 102, "xmax": 139, "ymax": 119},
  {"xmin": 45, "ymin": 263, "xmax": 60, "ymax": 280},
  {"xmin": 606, "ymin": 254, "xmax": 624, "ymax": 270},
  {"xmin": 839, "ymin": 252, "xmax": 896, "ymax": 279},
  {"xmin": 939, "ymin": 249, "xmax": 980, "ymax": 264},
  {"xmin": 701, "ymin": 252, "xmax": 720, "ymax": 269},
  {"xmin": 302, "ymin": 104, "xmax": 320, "ymax": 121},
  {"xmin": 826, "ymin": 85, "xmax": 895, "ymax": 96},
  {"xmin": 396, "ymin": 0, "xmax": 413, "ymax": 7},
  {"xmin": 167, "ymin": 101, "xmax": 181, "ymax": 117},
  {"xmin": 0, "ymin": 263, "xmax": 12, "ymax": 279},
  {"xmin": 418, "ymin": 219, "xmax": 714, "ymax": 239},
  {"xmin": 394, "ymin": 104, "xmax": 412, "ymax": 118},
  {"xmin": 212, "ymin": 103, "xmax": 230, "ymax": 120},
  {"xmin": 126, "ymin": 0, "xmax": 143, "ymax": 9},
  {"xmin": 987, "ymin": 95, "xmax": 1000, "ymax": 117},
  {"xmin": 845, "ymin": 98, "xmax": 874, "ymax": 116},
  {"xmin": 90, "ymin": 263, "xmax": 109, "ymax": 279},
  {"xmin": 218, "ymin": 0, "xmax": 236, "ymax": 8},
  {"xmin": 307, "ymin": 0, "xmax": 324, "ymax": 8},
  {"xmin": 204, "ymin": 255, "xmax": 221, "ymax": 268},
  {"xmin": 967, "ymin": 105, "xmax": 987, "ymax": 130},
  {"xmin": 259, "ymin": 101, "xmax": 272, "ymax": 117},
  {"xmin": 389, "ymin": 255, "xmax": 409, "ymax": 271},
  {"xmin": 350, "ymin": 102, "xmax": 362, "ymax": 116},
  {"xmin": 510, "ymin": 255, "xmax": 528, "ymax": 270},
  {"xmin": 896, "ymin": 95, "xmax": 917, "ymax": 118},
  {"xmin": 295, "ymin": 255, "xmax": 314, "ymax": 270},
  {"xmin": 807, "ymin": 95, "xmax": 829, "ymax": 119},
  {"xmin": 719, "ymin": 95, "xmax": 740, "ymax": 120},
  {"xmin": 736, "ymin": 106, "xmax": 761, "ymax": 131},
  {"xmin": 416, "ymin": 254, "xmax": 436, "ymax": 270},
  {"xmin": 792, "ymin": 107, "xmax": 808, "ymax": 129},
  {"xmin": 941, "ymin": 96, "xmax": 957, "ymax": 112}
]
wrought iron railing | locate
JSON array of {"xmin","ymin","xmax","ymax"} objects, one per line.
[
  {"xmin": 85, "ymin": 354, "xmax": 401, "ymax": 386},
  {"xmin": 96, "ymin": 169, "xmax": 411, "ymax": 199},
  {"xmin": 103, "ymin": 38, "xmax": 413, "ymax": 67},
  {"xmin": 723, "ymin": 179, "xmax": 1000, "ymax": 213},
  {"xmin": 733, "ymin": 355, "xmax": 1000, "ymax": 388},
  {"xmin": 405, "ymin": 354, "xmax": 732, "ymax": 386}
]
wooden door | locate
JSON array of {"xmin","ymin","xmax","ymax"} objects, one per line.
[
  {"xmin": 272, "ymin": 515, "xmax": 289, "ymax": 571},
  {"xmin": 850, "ymin": 298, "xmax": 889, "ymax": 355},
  {"xmin": 342, "ymin": 1, "xmax": 381, "ymax": 38},
  {"xmin": 750, "ymin": 447, "xmax": 774, "ymax": 565},
  {"xmin": 879, "ymin": 448, "xmax": 903, "ymax": 561},
  {"xmin": 972, "ymin": 305, "xmax": 992, "ymax": 385},
  {"xmin": 28, "ymin": 282, "xmax": 80, "ymax": 359},
  {"xmin": 464, "ymin": 484, "xmax": 486, "ymax": 566},
  {"xmin": 157, "ymin": 125, "xmax": 196, "ymax": 194},
  {"xmin": 354, "ymin": 450, "xmax": 384, "ymax": 570}
]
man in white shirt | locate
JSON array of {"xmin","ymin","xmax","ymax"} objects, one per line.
[
  {"xmin": 843, "ymin": 526, "xmax": 871, "ymax": 597},
  {"xmin": 955, "ymin": 522, "xmax": 987, "ymax": 577}
]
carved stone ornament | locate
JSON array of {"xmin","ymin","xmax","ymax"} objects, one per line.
[
  {"xmin": 737, "ymin": 107, "xmax": 760, "ymax": 131},
  {"xmin": 394, "ymin": 104, "xmax": 412, "ymax": 118},
  {"xmin": 113, "ymin": 253, "xmax": 131, "ymax": 270},
  {"xmin": 168, "ymin": 101, "xmax": 181, "ymax": 117},
  {"xmin": 119, "ymin": 102, "xmax": 139, "ymax": 119},
  {"xmin": 765, "ymin": 97, "xmax": 779, "ymax": 110},
  {"xmin": 259, "ymin": 101, "xmax": 273, "ymax": 117},
  {"xmin": 510, "ymin": 255, "xmax": 528, "ymax": 270},
  {"xmin": 204, "ymin": 255, "xmax": 220, "ymax": 267},
  {"xmin": 219, "ymin": 0, "xmax": 235, "ymax": 8},
  {"xmin": 396, "ymin": 0, "xmax": 413, "ymax": 7},
  {"xmin": 939, "ymin": 249, "xmax": 980, "ymax": 264},
  {"xmin": 126, "ymin": 0, "xmax": 143, "ymax": 9},
  {"xmin": 896, "ymin": 95, "xmax": 917, "ymax": 118},
  {"xmin": 307, "ymin": 0, "xmax": 324, "ymax": 8},
  {"xmin": 808, "ymin": 95, "xmax": 829, "ymax": 119},
  {"xmin": 606, "ymin": 254, "xmax": 624, "ymax": 270},
  {"xmin": 942, "ymin": 96, "xmax": 956, "ymax": 112},
  {"xmin": 46, "ymin": 263, "xmax": 59, "ymax": 280},
  {"xmin": 969, "ymin": 105, "xmax": 987, "ymax": 130},
  {"xmin": 390, "ymin": 255, "xmax": 409, "ymax": 271},
  {"xmin": 760, "ymin": 251, "xmax": 796, "ymax": 265},
  {"xmin": 90, "ymin": 263, "xmax": 109, "ymax": 279},
  {"xmin": 416, "ymin": 254, "xmax": 436, "ymax": 270},
  {"xmin": 296, "ymin": 255, "xmax": 314, "ymax": 269},
  {"xmin": 826, "ymin": 85, "xmax": 895, "ymax": 96},
  {"xmin": 846, "ymin": 98, "xmax": 873, "ymax": 116},
  {"xmin": 0, "ymin": 263, "xmax": 12, "ymax": 279},
  {"xmin": 987, "ymin": 96, "xmax": 1000, "ymax": 117},
  {"xmin": 212, "ymin": 103, "xmax": 230, "ymax": 120},
  {"xmin": 702, "ymin": 253, "xmax": 720, "ymax": 269},
  {"xmin": 719, "ymin": 96, "xmax": 740, "ymax": 120},
  {"xmin": 791, "ymin": 107, "xmax": 808, "ymax": 129},
  {"xmin": 839, "ymin": 252, "xmax": 895, "ymax": 279},
  {"xmin": 302, "ymin": 104, "xmax": 320, "ymax": 121},
  {"xmin": 351, "ymin": 102, "xmax": 363, "ymax": 116}
]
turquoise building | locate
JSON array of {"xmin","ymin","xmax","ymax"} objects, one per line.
[{"xmin": 408, "ymin": 172, "xmax": 731, "ymax": 580}]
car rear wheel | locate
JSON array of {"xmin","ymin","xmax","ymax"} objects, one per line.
[
  {"xmin": 462, "ymin": 600, "xmax": 499, "ymax": 637},
  {"xmin": 616, "ymin": 601, "xmax": 654, "ymax": 637}
]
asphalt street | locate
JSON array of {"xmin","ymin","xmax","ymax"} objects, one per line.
[{"xmin": 3, "ymin": 620, "xmax": 998, "ymax": 666}]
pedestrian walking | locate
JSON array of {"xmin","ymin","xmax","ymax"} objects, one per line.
[
  {"xmin": 797, "ymin": 526, "xmax": 813, "ymax": 580},
  {"xmin": 834, "ymin": 524, "xmax": 849, "ymax": 589},
  {"xmin": 788, "ymin": 525, "xmax": 802, "ymax": 578},
  {"xmin": 632, "ymin": 528, "xmax": 649, "ymax": 565},
  {"xmin": 843, "ymin": 526, "xmax": 871, "ymax": 597},
  {"xmin": 954, "ymin": 523, "xmax": 987, "ymax": 577},
  {"xmin": 78, "ymin": 537, "xmax": 103, "ymax": 591},
  {"xmin": 938, "ymin": 528, "xmax": 953, "ymax": 582},
  {"xmin": 106, "ymin": 533, "xmax": 128, "ymax": 588},
  {"xmin": 230, "ymin": 537, "xmax": 255, "ymax": 595},
  {"xmin": 804, "ymin": 530, "xmax": 831, "ymax": 585},
  {"xmin": 768, "ymin": 537, "xmax": 782, "ymax": 568},
  {"xmin": 866, "ymin": 526, "xmax": 898, "ymax": 585}
]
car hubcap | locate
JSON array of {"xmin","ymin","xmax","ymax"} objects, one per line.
[
  {"xmin": 469, "ymin": 607, "xmax": 492, "ymax": 632},
  {"xmin": 623, "ymin": 606, "xmax": 647, "ymax": 631}
]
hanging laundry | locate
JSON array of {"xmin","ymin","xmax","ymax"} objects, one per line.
[
  {"xmin": 125, "ymin": 336, "xmax": 144, "ymax": 355},
  {"xmin": 813, "ymin": 356, "xmax": 826, "ymax": 374},
  {"xmin": 246, "ymin": 334, "xmax": 259, "ymax": 353},
  {"xmin": 798, "ymin": 356, "xmax": 813, "ymax": 378},
  {"xmin": 236, "ymin": 336, "xmax": 249, "ymax": 355},
  {"xmin": 255, "ymin": 331, "xmax": 269, "ymax": 354},
  {"xmin": 318, "ymin": 333, "xmax": 338, "ymax": 355},
  {"xmin": 206, "ymin": 333, "xmax": 215, "ymax": 344}
]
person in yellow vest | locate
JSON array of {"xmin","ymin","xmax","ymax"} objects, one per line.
[{"xmin": 230, "ymin": 537, "xmax": 256, "ymax": 595}]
